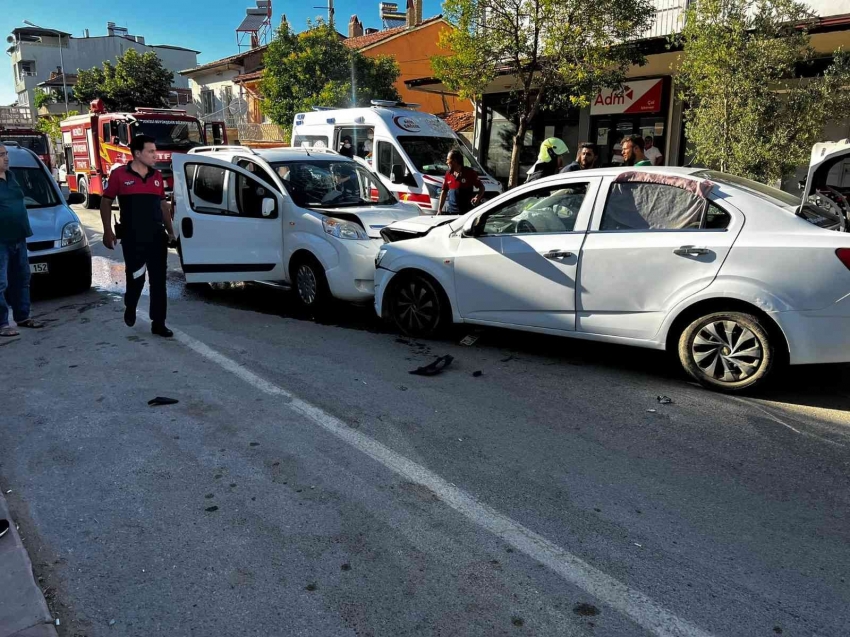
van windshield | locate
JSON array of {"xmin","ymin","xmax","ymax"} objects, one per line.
[
  {"xmin": 398, "ymin": 136, "xmax": 483, "ymax": 177},
  {"xmin": 10, "ymin": 167, "xmax": 59, "ymax": 209},
  {"xmin": 270, "ymin": 160, "xmax": 397, "ymax": 208},
  {"xmin": 132, "ymin": 119, "xmax": 204, "ymax": 150}
]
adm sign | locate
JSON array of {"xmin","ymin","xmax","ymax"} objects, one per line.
[{"xmin": 590, "ymin": 79, "xmax": 664, "ymax": 116}]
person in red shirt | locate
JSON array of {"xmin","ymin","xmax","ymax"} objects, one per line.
[
  {"xmin": 100, "ymin": 134, "xmax": 176, "ymax": 337},
  {"xmin": 437, "ymin": 149, "xmax": 485, "ymax": 215}
]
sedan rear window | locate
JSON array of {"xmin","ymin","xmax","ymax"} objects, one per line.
[
  {"xmin": 10, "ymin": 167, "xmax": 59, "ymax": 209},
  {"xmin": 693, "ymin": 170, "xmax": 800, "ymax": 208}
]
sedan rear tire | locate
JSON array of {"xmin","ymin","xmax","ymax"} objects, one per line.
[
  {"xmin": 389, "ymin": 273, "xmax": 446, "ymax": 338},
  {"xmin": 678, "ymin": 311, "xmax": 774, "ymax": 393}
]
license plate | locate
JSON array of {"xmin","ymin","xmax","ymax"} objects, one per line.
[{"xmin": 30, "ymin": 263, "xmax": 49, "ymax": 274}]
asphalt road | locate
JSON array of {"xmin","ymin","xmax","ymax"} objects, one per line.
[{"xmin": 1, "ymin": 205, "xmax": 848, "ymax": 637}]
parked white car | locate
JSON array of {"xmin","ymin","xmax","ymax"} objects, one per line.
[
  {"xmin": 374, "ymin": 167, "xmax": 850, "ymax": 392},
  {"xmin": 171, "ymin": 146, "xmax": 420, "ymax": 309}
]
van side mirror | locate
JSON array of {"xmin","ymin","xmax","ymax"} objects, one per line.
[
  {"xmin": 261, "ymin": 197, "xmax": 276, "ymax": 217},
  {"xmin": 390, "ymin": 164, "xmax": 405, "ymax": 184}
]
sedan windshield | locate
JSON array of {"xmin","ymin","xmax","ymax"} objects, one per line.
[
  {"xmin": 270, "ymin": 160, "xmax": 397, "ymax": 208},
  {"xmin": 10, "ymin": 167, "xmax": 59, "ymax": 209},
  {"xmin": 398, "ymin": 136, "xmax": 484, "ymax": 177},
  {"xmin": 132, "ymin": 120, "xmax": 204, "ymax": 150}
]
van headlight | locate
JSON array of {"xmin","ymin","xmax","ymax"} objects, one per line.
[
  {"xmin": 61, "ymin": 221, "xmax": 84, "ymax": 246},
  {"xmin": 322, "ymin": 216, "xmax": 369, "ymax": 240}
]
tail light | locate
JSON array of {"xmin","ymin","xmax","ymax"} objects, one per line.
[{"xmin": 836, "ymin": 249, "xmax": 850, "ymax": 270}]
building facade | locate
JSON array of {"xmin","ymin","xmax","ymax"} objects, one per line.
[
  {"xmin": 6, "ymin": 23, "xmax": 198, "ymax": 117},
  {"xmin": 407, "ymin": 0, "xmax": 850, "ymax": 190}
]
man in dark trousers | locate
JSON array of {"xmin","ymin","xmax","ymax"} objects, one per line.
[
  {"xmin": 0, "ymin": 144, "xmax": 43, "ymax": 337},
  {"xmin": 437, "ymin": 149, "xmax": 485, "ymax": 215},
  {"xmin": 100, "ymin": 134, "xmax": 176, "ymax": 337}
]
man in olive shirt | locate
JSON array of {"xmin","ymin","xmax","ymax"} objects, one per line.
[{"xmin": 0, "ymin": 145, "xmax": 43, "ymax": 337}]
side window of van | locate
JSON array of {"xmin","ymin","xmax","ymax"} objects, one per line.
[
  {"xmin": 293, "ymin": 135, "xmax": 328, "ymax": 149},
  {"xmin": 377, "ymin": 141, "xmax": 405, "ymax": 180}
]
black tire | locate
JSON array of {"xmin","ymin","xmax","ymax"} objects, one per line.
[
  {"xmin": 290, "ymin": 254, "xmax": 330, "ymax": 311},
  {"xmin": 79, "ymin": 178, "xmax": 100, "ymax": 210},
  {"xmin": 71, "ymin": 262, "xmax": 92, "ymax": 293},
  {"xmin": 388, "ymin": 273, "xmax": 447, "ymax": 338},
  {"xmin": 678, "ymin": 311, "xmax": 774, "ymax": 393}
]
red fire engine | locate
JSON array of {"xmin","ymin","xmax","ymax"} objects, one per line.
[
  {"xmin": 0, "ymin": 106, "xmax": 52, "ymax": 170},
  {"xmin": 61, "ymin": 99, "xmax": 227, "ymax": 208}
]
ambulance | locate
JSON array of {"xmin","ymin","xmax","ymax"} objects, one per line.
[{"xmin": 291, "ymin": 101, "xmax": 502, "ymax": 213}]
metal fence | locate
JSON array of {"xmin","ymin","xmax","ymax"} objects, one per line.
[
  {"xmin": 644, "ymin": 0, "xmax": 689, "ymax": 40},
  {"xmin": 236, "ymin": 123, "xmax": 289, "ymax": 143}
]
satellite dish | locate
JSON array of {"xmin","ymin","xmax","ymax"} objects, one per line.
[
  {"xmin": 6, "ymin": 36, "xmax": 15, "ymax": 44},
  {"xmin": 228, "ymin": 97, "xmax": 248, "ymax": 116}
]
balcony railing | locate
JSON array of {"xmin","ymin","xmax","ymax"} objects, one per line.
[{"xmin": 644, "ymin": 0, "xmax": 688, "ymax": 39}]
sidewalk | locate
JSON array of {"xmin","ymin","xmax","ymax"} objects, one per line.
[{"xmin": 0, "ymin": 489, "xmax": 57, "ymax": 637}]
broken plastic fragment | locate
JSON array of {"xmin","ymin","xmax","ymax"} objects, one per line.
[
  {"xmin": 148, "ymin": 396, "xmax": 179, "ymax": 407},
  {"xmin": 459, "ymin": 334, "xmax": 479, "ymax": 346},
  {"xmin": 409, "ymin": 355, "xmax": 454, "ymax": 376},
  {"xmin": 656, "ymin": 395, "xmax": 673, "ymax": 405},
  {"xmin": 472, "ymin": 370, "xmax": 483, "ymax": 377}
]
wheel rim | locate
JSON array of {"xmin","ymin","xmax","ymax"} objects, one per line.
[
  {"xmin": 296, "ymin": 264, "xmax": 317, "ymax": 305},
  {"xmin": 395, "ymin": 280, "xmax": 438, "ymax": 332},
  {"xmin": 691, "ymin": 319, "xmax": 764, "ymax": 383}
]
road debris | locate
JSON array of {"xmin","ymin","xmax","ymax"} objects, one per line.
[
  {"xmin": 646, "ymin": 409, "xmax": 657, "ymax": 413},
  {"xmin": 459, "ymin": 334, "xmax": 479, "ymax": 346},
  {"xmin": 409, "ymin": 355, "xmax": 454, "ymax": 376},
  {"xmin": 472, "ymin": 370, "xmax": 483, "ymax": 377},
  {"xmin": 656, "ymin": 395, "xmax": 673, "ymax": 405},
  {"xmin": 148, "ymin": 396, "xmax": 179, "ymax": 407}
]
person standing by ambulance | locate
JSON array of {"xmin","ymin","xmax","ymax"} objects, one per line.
[
  {"xmin": 437, "ymin": 149, "xmax": 485, "ymax": 215},
  {"xmin": 100, "ymin": 134, "xmax": 175, "ymax": 337}
]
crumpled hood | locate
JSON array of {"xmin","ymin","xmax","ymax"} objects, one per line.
[
  {"xmin": 27, "ymin": 204, "xmax": 78, "ymax": 241},
  {"xmin": 317, "ymin": 203, "xmax": 420, "ymax": 238},
  {"xmin": 379, "ymin": 215, "xmax": 459, "ymax": 242}
]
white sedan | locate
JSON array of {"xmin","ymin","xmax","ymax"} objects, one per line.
[{"xmin": 374, "ymin": 167, "xmax": 850, "ymax": 392}]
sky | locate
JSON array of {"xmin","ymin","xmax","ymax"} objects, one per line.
[{"xmin": 1, "ymin": 0, "xmax": 445, "ymax": 105}]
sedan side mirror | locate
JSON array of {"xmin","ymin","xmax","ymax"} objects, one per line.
[
  {"xmin": 66, "ymin": 191, "xmax": 86, "ymax": 205},
  {"xmin": 261, "ymin": 197, "xmax": 276, "ymax": 218},
  {"xmin": 462, "ymin": 214, "xmax": 481, "ymax": 237}
]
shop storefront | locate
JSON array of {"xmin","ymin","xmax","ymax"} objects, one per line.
[{"xmin": 589, "ymin": 77, "xmax": 672, "ymax": 166}]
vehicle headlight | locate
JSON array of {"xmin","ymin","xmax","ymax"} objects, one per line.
[
  {"xmin": 322, "ymin": 216, "xmax": 369, "ymax": 240},
  {"xmin": 424, "ymin": 182, "xmax": 442, "ymax": 199},
  {"xmin": 375, "ymin": 248, "xmax": 388, "ymax": 268},
  {"xmin": 61, "ymin": 221, "xmax": 84, "ymax": 247}
]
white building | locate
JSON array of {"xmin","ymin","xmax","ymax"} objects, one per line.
[{"xmin": 5, "ymin": 23, "xmax": 199, "ymax": 117}]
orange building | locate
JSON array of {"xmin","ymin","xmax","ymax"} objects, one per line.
[{"xmin": 344, "ymin": 2, "xmax": 470, "ymax": 115}]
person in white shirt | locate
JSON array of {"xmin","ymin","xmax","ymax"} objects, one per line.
[
  {"xmin": 644, "ymin": 136, "xmax": 664, "ymax": 166},
  {"xmin": 362, "ymin": 129, "xmax": 374, "ymax": 156}
]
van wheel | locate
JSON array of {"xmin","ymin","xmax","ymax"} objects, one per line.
[
  {"xmin": 291, "ymin": 254, "xmax": 330, "ymax": 311},
  {"xmin": 677, "ymin": 311, "xmax": 774, "ymax": 393},
  {"xmin": 388, "ymin": 273, "xmax": 447, "ymax": 338},
  {"xmin": 79, "ymin": 178, "xmax": 99, "ymax": 209}
]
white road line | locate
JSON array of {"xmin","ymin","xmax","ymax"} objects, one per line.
[{"xmin": 167, "ymin": 325, "xmax": 714, "ymax": 637}]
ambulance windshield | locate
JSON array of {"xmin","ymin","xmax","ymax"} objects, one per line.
[{"xmin": 398, "ymin": 136, "xmax": 483, "ymax": 177}]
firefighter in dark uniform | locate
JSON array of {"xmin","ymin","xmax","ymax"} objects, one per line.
[{"xmin": 100, "ymin": 134, "xmax": 176, "ymax": 337}]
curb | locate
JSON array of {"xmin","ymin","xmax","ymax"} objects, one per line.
[{"xmin": 0, "ymin": 489, "xmax": 58, "ymax": 637}]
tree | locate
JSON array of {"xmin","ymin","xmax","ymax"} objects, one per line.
[
  {"xmin": 675, "ymin": 0, "xmax": 850, "ymax": 184},
  {"xmin": 434, "ymin": 0, "xmax": 656, "ymax": 187},
  {"xmin": 33, "ymin": 88, "xmax": 56, "ymax": 110},
  {"xmin": 261, "ymin": 20, "xmax": 401, "ymax": 130},
  {"xmin": 36, "ymin": 110, "xmax": 79, "ymax": 149},
  {"xmin": 74, "ymin": 49, "xmax": 174, "ymax": 112}
]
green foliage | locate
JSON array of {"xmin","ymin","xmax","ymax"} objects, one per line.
[
  {"xmin": 434, "ymin": 0, "xmax": 656, "ymax": 186},
  {"xmin": 675, "ymin": 0, "xmax": 850, "ymax": 184},
  {"xmin": 74, "ymin": 49, "xmax": 174, "ymax": 112},
  {"xmin": 33, "ymin": 88, "xmax": 56, "ymax": 110},
  {"xmin": 261, "ymin": 20, "xmax": 401, "ymax": 128},
  {"xmin": 36, "ymin": 110, "xmax": 80, "ymax": 142}
]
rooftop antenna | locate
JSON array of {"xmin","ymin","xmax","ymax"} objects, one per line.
[
  {"xmin": 237, "ymin": 0, "xmax": 273, "ymax": 51},
  {"xmin": 312, "ymin": 0, "xmax": 335, "ymax": 26}
]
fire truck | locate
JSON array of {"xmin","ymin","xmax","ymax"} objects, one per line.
[
  {"xmin": 0, "ymin": 106, "xmax": 52, "ymax": 170},
  {"xmin": 61, "ymin": 100, "xmax": 228, "ymax": 208}
]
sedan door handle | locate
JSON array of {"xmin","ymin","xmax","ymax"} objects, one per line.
[
  {"xmin": 543, "ymin": 249, "xmax": 573, "ymax": 260},
  {"xmin": 673, "ymin": 245, "xmax": 710, "ymax": 256}
]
